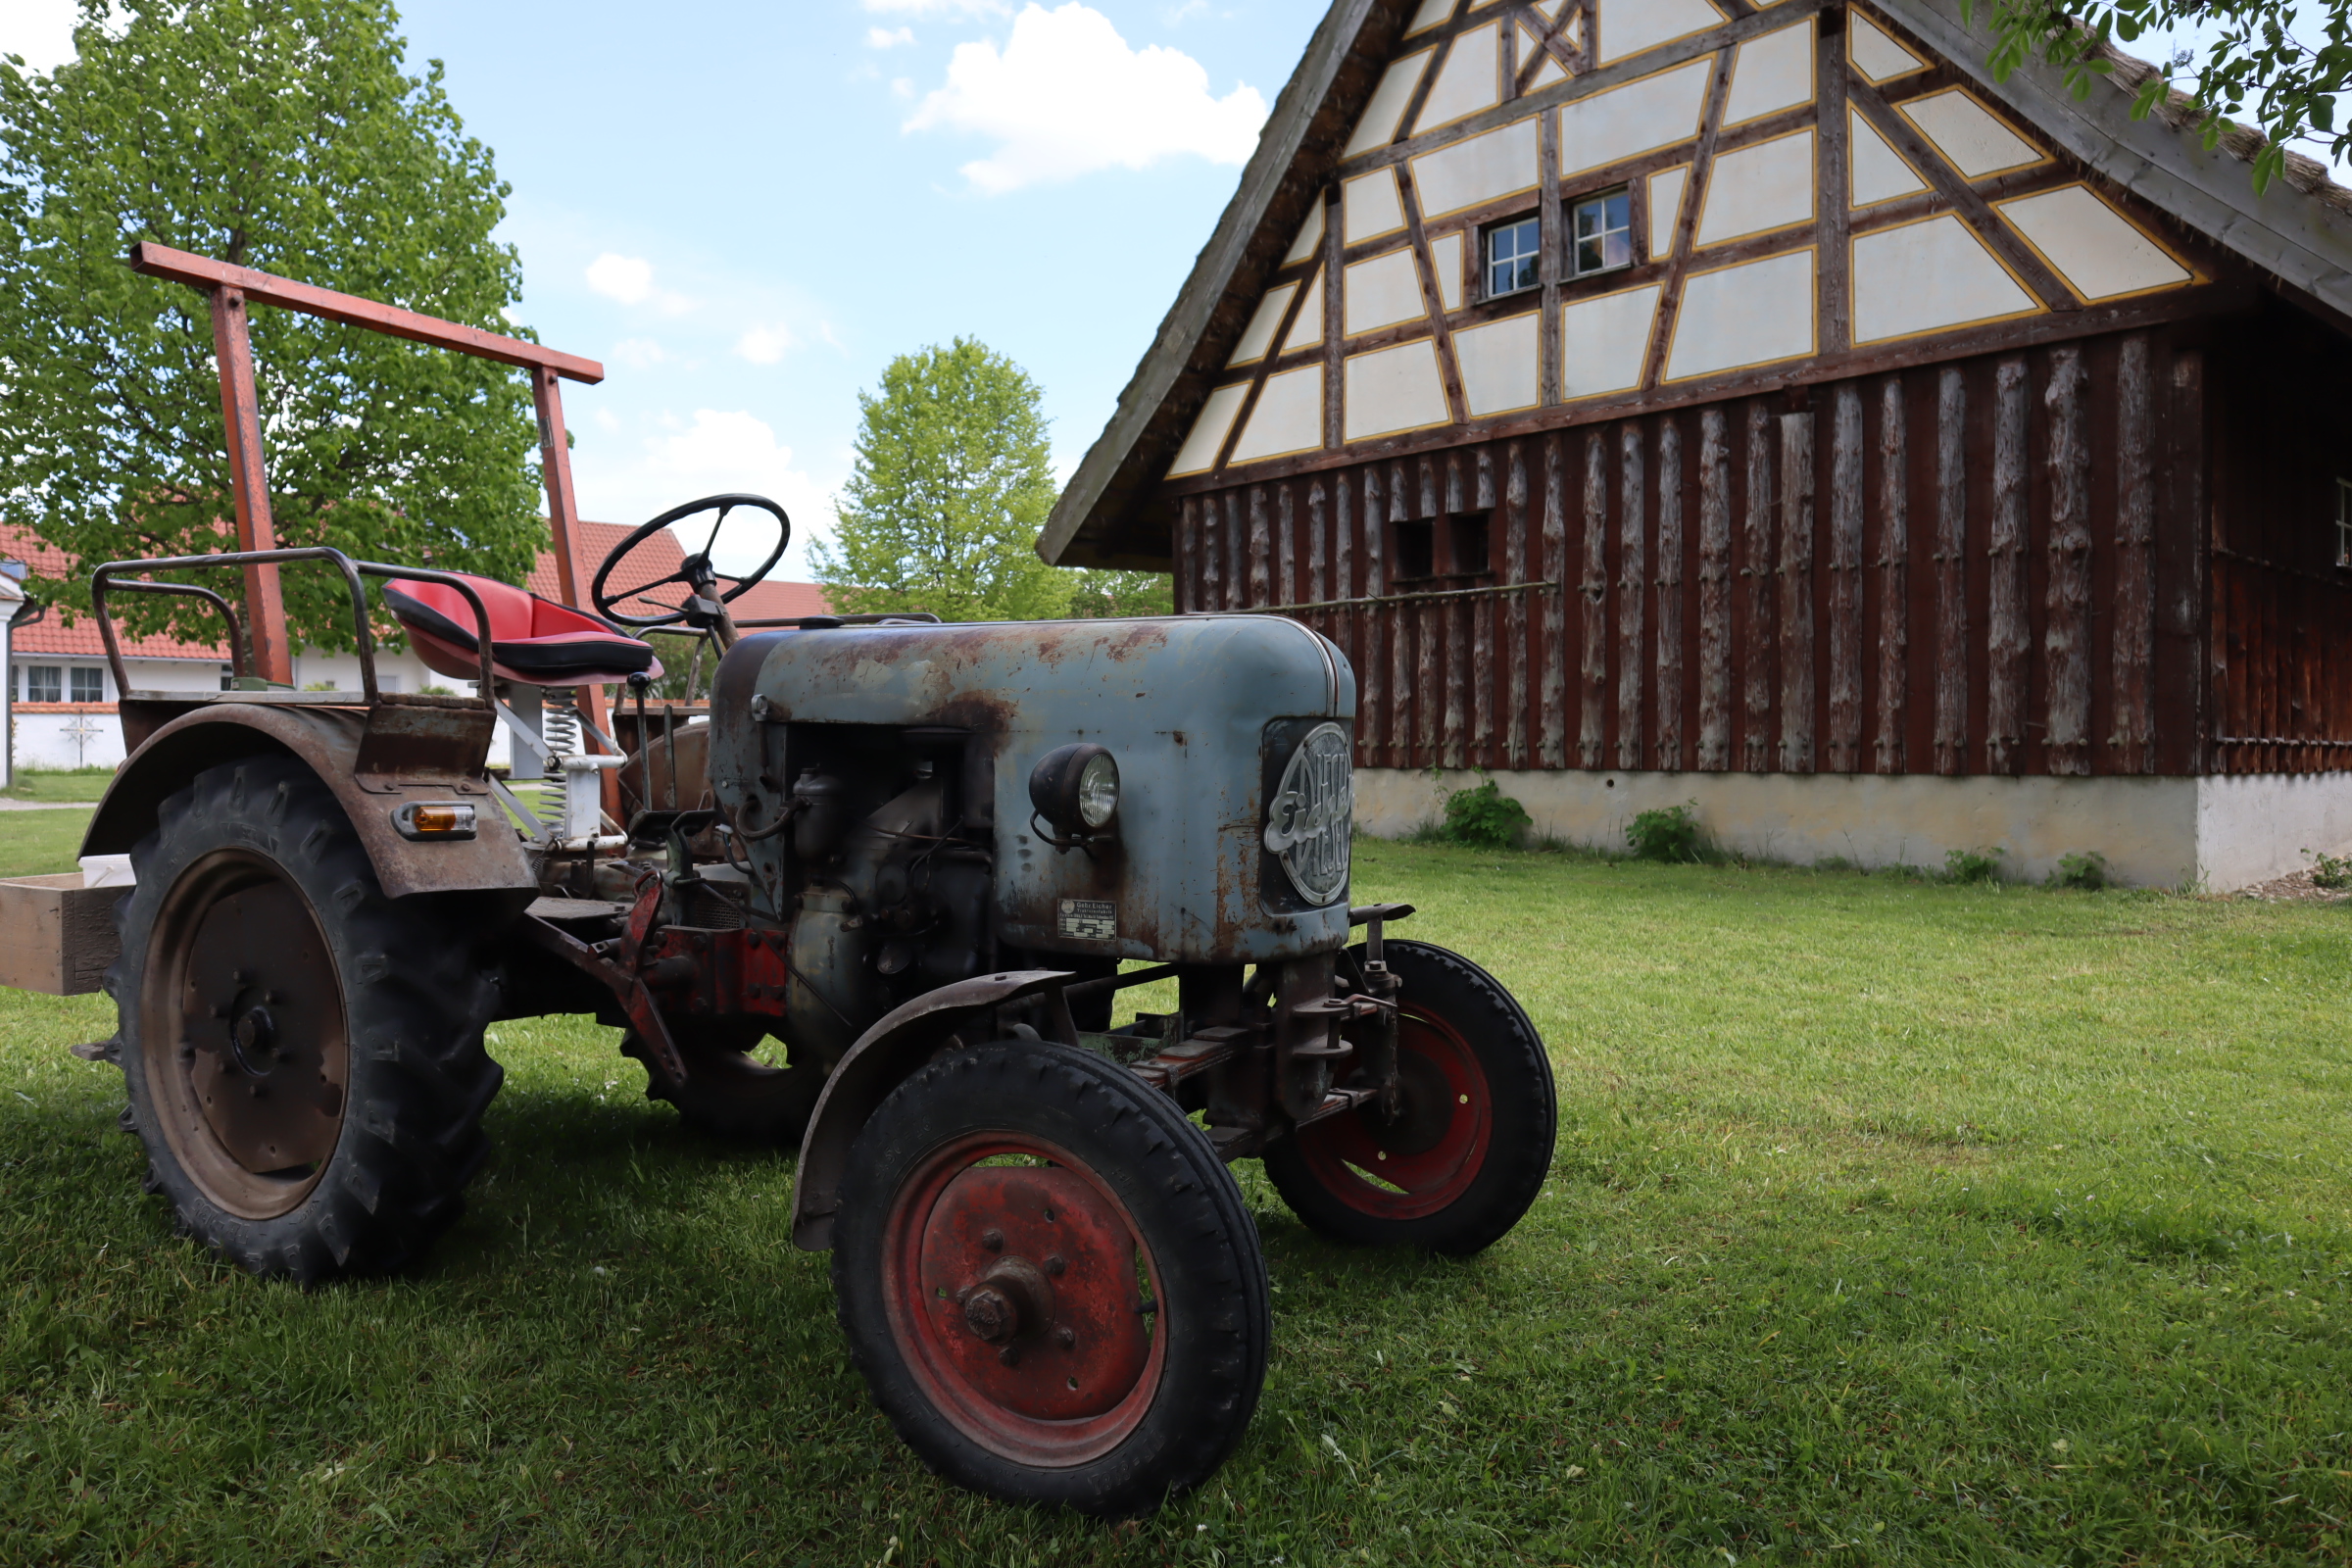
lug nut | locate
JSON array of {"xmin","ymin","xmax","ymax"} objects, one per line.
[
  {"xmin": 1054, "ymin": 1326, "xmax": 1076, "ymax": 1348},
  {"xmin": 998, "ymin": 1344, "xmax": 1020, "ymax": 1367},
  {"xmin": 1044, "ymin": 1254, "xmax": 1066, "ymax": 1277},
  {"xmin": 980, "ymin": 1229, "xmax": 1004, "ymax": 1252}
]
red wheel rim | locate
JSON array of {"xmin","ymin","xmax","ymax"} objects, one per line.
[
  {"xmin": 1294, "ymin": 1001, "xmax": 1493, "ymax": 1219},
  {"xmin": 881, "ymin": 1132, "xmax": 1165, "ymax": 1467}
]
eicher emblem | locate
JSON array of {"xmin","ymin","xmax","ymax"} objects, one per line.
[{"xmin": 1262, "ymin": 722, "xmax": 1352, "ymax": 905}]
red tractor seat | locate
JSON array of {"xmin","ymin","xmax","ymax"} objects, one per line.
[{"xmin": 383, "ymin": 577, "xmax": 662, "ymax": 687}]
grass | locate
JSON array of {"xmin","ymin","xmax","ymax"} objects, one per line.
[
  {"xmin": 0, "ymin": 808, "xmax": 91, "ymax": 880},
  {"xmin": 2, "ymin": 768, "xmax": 115, "ymax": 805},
  {"xmin": 5, "ymin": 837, "xmax": 2352, "ymax": 1564}
]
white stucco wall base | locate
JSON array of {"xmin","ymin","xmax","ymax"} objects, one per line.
[{"xmin": 1350, "ymin": 767, "xmax": 2352, "ymax": 891}]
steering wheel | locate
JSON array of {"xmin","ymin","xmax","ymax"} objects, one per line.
[{"xmin": 591, "ymin": 493, "xmax": 791, "ymax": 629}]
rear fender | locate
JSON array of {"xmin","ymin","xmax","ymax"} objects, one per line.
[
  {"xmin": 789, "ymin": 968, "xmax": 1075, "ymax": 1250},
  {"xmin": 83, "ymin": 705, "xmax": 535, "ymax": 900}
]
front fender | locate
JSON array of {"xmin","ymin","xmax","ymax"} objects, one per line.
[
  {"xmin": 82, "ymin": 704, "xmax": 534, "ymax": 900},
  {"xmin": 789, "ymin": 968, "xmax": 1075, "ymax": 1250}
]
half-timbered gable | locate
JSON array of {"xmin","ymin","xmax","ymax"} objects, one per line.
[{"xmin": 1043, "ymin": 0, "xmax": 2352, "ymax": 888}]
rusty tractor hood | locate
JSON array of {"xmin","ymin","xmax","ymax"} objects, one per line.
[{"xmin": 710, "ymin": 613, "xmax": 1357, "ymax": 964}]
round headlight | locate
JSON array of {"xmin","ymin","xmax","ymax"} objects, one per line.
[
  {"xmin": 1075, "ymin": 751, "xmax": 1120, "ymax": 828},
  {"xmin": 1029, "ymin": 743, "xmax": 1120, "ymax": 836}
]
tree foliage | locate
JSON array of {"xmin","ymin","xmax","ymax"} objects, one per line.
[
  {"xmin": 0, "ymin": 0, "xmax": 544, "ymax": 653},
  {"xmin": 812, "ymin": 337, "xmax": 1170, "ymax": 622},
  {"xmin": 1975, "ymin": 0, "xmax": 2350, "ymax": 192}
]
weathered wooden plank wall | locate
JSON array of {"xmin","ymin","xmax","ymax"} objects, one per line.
[{"xmin": 1165, "ymin": 322, "xmax": 2343, "ymax": 779}]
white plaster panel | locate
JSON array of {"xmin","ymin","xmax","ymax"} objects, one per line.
[
  {"xmin": 1851, "ymin": 215, "xmax": 2036, "ymax": 343},
  {"xmin": 1348, "ymin": 767, "xmax": 2212, "ymax": 889},
  {"xmin": 1557, "ymin": 56, "xmax": 1714, "ymax": 175},
  {"xmin": 1431, "ymin": 231, "xmax": 1467, "ymax": 310},
  {"xmin": 1518, "ymin": 22, "xmax": 1544, "ymax": 64},
  {"xmin": 1344, "ymin": 167, "xmax": 1408, "ymax": 244},
  {"xmin": 1559, "ymin": 280, "xmax": 1662, "ymax": 399},
  {"xmin": 1849, "ymin": 108, "xmax": 1927, "ymax": 205},
  {"xmin": 1997, "ymin": 184, "xmax": 2192, "ymax": 300},
  {"xmin": 1344, "ymin": 339, "xmax": 1452, "ymax": 440},
  {"xmin": 1345, "ymin": 50, "xmax": 1434, "ymax": 157},
  {"xmin": 1900, "ymin": 89, "xmax": 2042, "ymax": 177},
  {"xmin": 1534, "ymin": 0, "xmax": 1566, "ymax": 17},
  {"xmin": 1284, "ymin": 203, "xmax": 1325, "ymax": 264},
  {"xmin": 1529, "ymin": 50, "xmax": 1570, "ymax": 88},
  {"xmin": 1694, "ymin": 127, "xmax": 1814, "ymax": 245},
  {"xmin": 1228, "ymin": 366, "xmax": 1326, "ymax": 465},
  {"xmin": 1410, "ymin": 116, "xmax": 1541, "ymax": 219},
  {"xmin": 1282, "ymin": 273, "xmax": 1325, "ymax": 351},
  {"xmin": 1344, "ymin": 247, "xmax": 1429, "ymax": 335},
  {"xmin": 1665, "ymin": 247, "xmax": 1814, "ymax": 378},
  {"xmin": 1849, "ymin": 11, "xmax": 1926, "ymax": 81},
  {"xmin": 1228, "ymin": 283, "xmax": 1298, "ymax": 367},
  {"xmin": 1453, "ymin": 310, "xmax": 1543, "ymax": 416},
  {"xmin": 1167, "ymin": 382, "xmax": 1248, "ymax": 477},
  {"xmin": 1414, "ymin": 22, "xmax": 1502, "ymax": 131},
  {"xmin": 1406, "ymin": 0, "xmax": 1456, "ymax": 34},
  {"xmin": 1722, "ymin": 18, "xmax": 1814, "ymax": 126},
  {"xmin": 1648, "ymin": 165, "xmax": 1689, "ymax": 255},
  {"xmin": 1598, "ymin": 0, "xmax": 1726, "ymax": 64}
]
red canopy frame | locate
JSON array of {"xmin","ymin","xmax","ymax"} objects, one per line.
[{"xmin": 124, "ymin": 242, "xmax": 608, "ymax": 705}]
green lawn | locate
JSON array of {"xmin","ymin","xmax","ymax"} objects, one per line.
[
  {"xmin": 5, "ymin": 837, "xmax": 2352, "ymax": 1564},
  {"xmin": 0, "ymin": 808, "xmax": 92, "ymax": 879},
  {"xmin": 1, "ymin": 768, "xmax": 116, "ymax": 805}
]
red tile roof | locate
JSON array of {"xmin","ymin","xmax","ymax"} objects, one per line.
[{"xmin": 0, "ymin": 521, "xmax": 831, "ymax": 662}]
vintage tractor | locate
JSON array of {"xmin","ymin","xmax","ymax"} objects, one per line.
[{"xmin": 73, "ymin": 248, "xmax": 1557, "ymax": 1516}]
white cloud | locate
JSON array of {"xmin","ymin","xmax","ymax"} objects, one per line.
[
  {"xmin": 734, "ymin": 324, "xmax": 796, "ymax": 365},
  {"xmin": 1162, "ymin": 0, "xmax": 1209, "ymax": 24},
  {"xmin": 866, "ymin": 24, "xmax": 916, "ymax": 48},
  {"xmin": 903, "ymin": 4, "xmax": 1265, "ymax": 194},
  {"xmin": 575, "ymin": 411, "xmax": 837, "ymax": 578},
  {"xmin": 584, "ymin": 252, "xmax": 692, "ymax": 315},
  {"xmin": 891, "ymin": 75, "xmax": 916, "ymax": 99},
  {"xmin": 0, "ymin": 0, "xmax": 81, "ymax": 74}
]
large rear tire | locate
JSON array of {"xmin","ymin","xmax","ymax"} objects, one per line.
[
  {"xmin": 1263, "ymin": 939, "xmax": 1554, "ymax": 1255},
  {"xmin": 109, "ymin": 756, "xmax": 506, "ymax": 1283},
  {"xmin": 832, "ymin": 1042, "xmax": 1268, "ymax": 1516}
]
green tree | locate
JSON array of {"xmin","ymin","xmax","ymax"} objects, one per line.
[
  {"xmin": 813, "ymin": 337, "xmax": 1173, "ymax": 622},
  {"xmin": 1975, "ymin": 0, "xmax": 2349, "ymax": 192},
  {"xmin": 0, "ymin": 0, "xmax": 544, "ymax": 654}
]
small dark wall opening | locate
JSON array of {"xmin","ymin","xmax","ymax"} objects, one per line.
[{"xmin": 1392, "ymin": 512, "xmax": 1494, "ymax": 590}]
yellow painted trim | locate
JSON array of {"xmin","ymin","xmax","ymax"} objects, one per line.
[
  {"xmin": 1412, "ymin": 21, "xmax": 1508, "ymax": 136},
  {"xmin": 1846, "ymin": 211, "xmax": 2045, "ymax": 345},
  {"xmin": 1693, "ymin": 124, "xmax": 1817, "ymax": 249},
  {"xmin": 1404, "ymin": 0, "xmax": 1457, "ymax": 37},
  {"xmin": 1894, "ymin": 87, "xmax": 2052, "ymax": 181},
  {"xmin": 1164, "ymin": 381, "xmax": 1252, "ymax": 479},
  {"xmin": 1991, "ymin": 182, "xmax": 2204, "ymax": 303},
  {"xmin": 1847, "ymin": 6, "xmax": 1929, "ymax": 83},
  {"xmin": 1660, "ymin": 244, "xmax": 1819, "ymax": 383},
  {"xmin": 1718, "ymin": 15, "xmax": 1817, "ymax": 134},
  {"xmin": 1452, "ymin": 307, "xmax": 1547, "ymax": 417},
  {"xmin": 1646, "ymin": 162, "xmax": 1693, "ymax": 262},
  {"xmin": 1846, "ymin": 104, "xmax": 1930, "ymax": 210},
  {"xmin": 1344, "ymin": 244, "xmax": 1432, "ymax": 338},
  {"xmin": 1227, "ymin": 281, "xmax": 1302, "ymax": 368},
  {"xmin": 1595, "ymin": 0, "xmax": 1730, "ymax": 68},
  {"xmin": 1342, "ymin": 167, "xmax": 1410, "ymax": 245},
  {"xmin": 1556, "ymin": 278, "xmax": 1667, "ymax": 401},
  {"xmin": 1343, "ymin": 336, "xmax": 1459, "ymax": 442}
]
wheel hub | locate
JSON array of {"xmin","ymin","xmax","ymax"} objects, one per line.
[{"xmin": 911, "ymin": 1162, "xmax": 1153, "ymax": 1423}]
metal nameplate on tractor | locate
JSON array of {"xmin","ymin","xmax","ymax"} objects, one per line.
[{"xmin": 1056, "ymin": 899, "xmax": 1116, "ymax": 941}]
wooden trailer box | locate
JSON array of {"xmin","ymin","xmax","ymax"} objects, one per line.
[{"xmin": 0, "ymin": 873, "xmax": 121, "ymax": 996}]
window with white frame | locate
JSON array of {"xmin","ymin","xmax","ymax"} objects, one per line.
[
  {"xmin": 1569, "ymin": 188, "xmax": 1633, "ymax": 277},
  {"xmin": 24, "ymin": 664, "xmax": 59, "ymax": 703},
  {"xmin": 70, "ymin": 667, "xmax": 105, "ymax": 703},
  {"xmin": 1485, "ymin": 215, "xmax": 1541, "ymax": 297}
]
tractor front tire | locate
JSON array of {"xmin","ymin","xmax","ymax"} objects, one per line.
[
  {"xmin": 110, "ymin": 756, "xmax": 506, "ymax": 1283},
  {"xmin": 832, "ymin": 1041, "xmax": 1268, "ymax": 1516},
  {"xmin": 1264, "ymin": 939, "xmax": 1554, "ymax": 1255}
]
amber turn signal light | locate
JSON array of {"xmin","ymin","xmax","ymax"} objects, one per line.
[{"xmin": 392, "ymin": 801, "xmax": 477, "ymax": 841}]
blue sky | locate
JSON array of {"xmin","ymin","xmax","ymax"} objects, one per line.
[{"xmin": 1, "ymin": 0, "xmax": 1326, "ymax": 575}]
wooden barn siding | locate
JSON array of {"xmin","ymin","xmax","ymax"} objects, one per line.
[
  {"xmin": 2204, "ymin": 313, "xmax": 2352, "ymax": 776},
  {"xmin": 1172, "ymin": 326, "xmax": 2230, "ymax": 778}
]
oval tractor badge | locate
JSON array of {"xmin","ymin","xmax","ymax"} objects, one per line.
[{"xmin": 1263, "ymin": 722, "xmax": 1353, "ymax": 906}]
